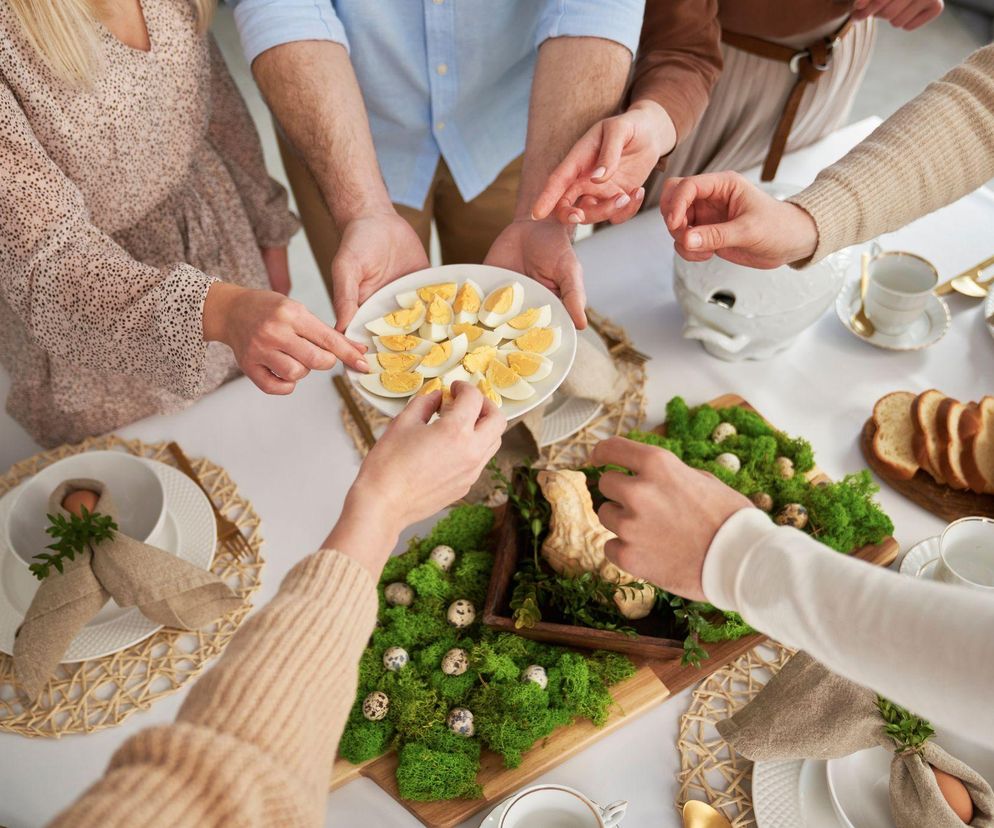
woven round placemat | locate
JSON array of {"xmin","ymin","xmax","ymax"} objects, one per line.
[
  {"xmin": 341, "ymin": 307, "xmax": 647, "ymax": 471},
  {"xmin": 676, "ymin": 642, "xmax": 795, "ymax": 827},
  {"xmin": 0, "ymin": 435, "xmax": 264, "ymax": 738}
]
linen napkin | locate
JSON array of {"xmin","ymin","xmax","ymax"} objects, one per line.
[
  {"xmin": 13, "ymin": 479, "xmax": 240, "ymax": 700},
  {"xmin": 717, "ymin": 652, "xmax": 994, "ymax": 827}
]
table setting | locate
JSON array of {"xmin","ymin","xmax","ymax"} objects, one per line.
[{"xmin": 0, "ymin": 117, "xmax": 993, "ymax": 828}]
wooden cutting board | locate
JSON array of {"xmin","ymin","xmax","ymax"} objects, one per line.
[{"xmin": 328, "ymin": 393, "xmax": 899, "ymax": 827}]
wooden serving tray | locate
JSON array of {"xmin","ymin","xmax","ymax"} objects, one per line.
[{"xmin": 861, "ymin": 419, "xmax": 994, "ymax": 521}]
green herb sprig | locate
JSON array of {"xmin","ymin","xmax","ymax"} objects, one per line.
[
  {"xmin": 876, "ymin": 696, "xmax": 934, "ymax": 755},
  {"xmin": 30, "ymin": 507, "xmax": 117, "ymax": 580}
]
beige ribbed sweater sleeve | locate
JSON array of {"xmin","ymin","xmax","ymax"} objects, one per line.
[
  {"xmin": 49, "ymin": 550, "xmax": 378, "ymax": 828},
  {"xmin": 790, "ymin": 44, "xmax": 994, "ymax": 263}
]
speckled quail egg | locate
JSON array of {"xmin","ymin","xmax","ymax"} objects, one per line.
[
  {"xmin": 418, "ymin": 296, "xmax": 455, "ymax": 342},
  {"xmin": 492, "ymin": 305, "xmax": 552, "ymax": 340},
  {"xmin": 716, "ymin": 453, "xmax": 741, "ymax": 473},
  {"xmin": 441, "ymin": 647, "xmax": 469, "ymax": 676},
  {"xmin": 362, "ymin": 691, "xmax": 390, "ymax": 721},
  {"xmin": 365, "ymin": 300, "xmax": 426, "ymax": 336},
  {"xmin": 521, "ymin": 664, "xmax": 548, "ymax": 690},
  {"xmin": 501, "ymin": 326, "xmax": 562, "ymax": 356},
  {"xmin": 447, "ymin": 599, "xmax": 476, "ymax": 628},
  {"xmin": 501, "ymin": 351, "xmax": 553, "ymax": 382},
  {"xmin": 429, "ymin": 544, "xmax": 457, "ymax": 571},
  {"xmin": 447, "ymin": 707, "xmax": 475, "ymax": 737},
  {"xmin": 384, "ymin": 582, "xmax": 414, "ymax": 607},
  {"xmin": 485, "ymin": 361, "xmax": 535, "ymax": 401},
  {"xmin": 372, "ymin": 334, "xmax": 434, "ymax": 355},
  {"xmin": 452, "ymin": 279, "xmax": 484, "ymax": 324},
  {"xmin": 358, "ymin": 370, "xmax": 424, "ymax": 398},
  {"xmin": 775, "ymin": 456, "xmax": 796, "ymax": 479},
  {"xmin": 366, "ymin": 351, "xmax": 422, "ymax": 373},
  {"xmin": 477, "ymin": 282, "xmax": 525, "ymax": 328},
  {"xmin": 383, "ymin": 646, "xmax": 409, "ymax": 672},
  {"xmin": 750, "ymin": 492, "xmax": 774, "ymax": 512},
  {"xmin": 448, "ymin": 323, "xmax": 502, "ymax": 348},
  {"xmin": 463, "ymin": 344, "xmax": 499, "ymax": 375},
  {"xmin": 775, "ymin": 503, "xmax": 809, "ymax": 529},
  {"xmin": 396, "ymin": 281, "xmax": 457, "ymax": 308},
  {"xmin": 712, "ymin": 422, "xmax": 737, "ymax": 444},
  {"xmin": 418, "ymin": 334, "xmax": 469, "ymax": 378}
]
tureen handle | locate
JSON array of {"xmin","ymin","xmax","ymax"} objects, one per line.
[
  {"xmin": 682, "ymin": 324, "xmax": 750, "ymax": 354},
  {"xmin": 599, "ymin": 799, "xmax": 628, "ymax": 827}
]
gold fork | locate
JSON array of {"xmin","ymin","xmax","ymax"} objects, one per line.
[{"xmin": 166, "ymin": 442, "xmax": 252, "ymax": 559}]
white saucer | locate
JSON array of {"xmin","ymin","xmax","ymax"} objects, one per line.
[
  {"xmin": 985, "ymin": 290, "xmax": 994, "ymax": 342},
  {"xmin": 835, "ymin": 281, "xmax": 950, "ymax": 351},
  {"xmin": 537, "ymin": 326, "xmax": 607, "ymax": 447},
  {"xmin": 752, "ymin": 758, "xmax": 842, "ymax": 828},
  {"xmin": 0, "ymin": 458, "xmax": 216, "ymax": 661},
  {"xmin": 899, "ymin": 535, "xmax": 939, "ymax": 580}
]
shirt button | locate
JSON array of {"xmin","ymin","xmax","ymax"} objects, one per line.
[
  {"xmin": 436, "ymin": 121, "xmax": 445, "ymax": 131},
  {"xmin": 436, "ymin": 63, "xmax": 448, "ymax": 76}
]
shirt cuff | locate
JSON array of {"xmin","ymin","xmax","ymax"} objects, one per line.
[
  {"xmin": 232, "ymin": 0, "xmax": 350, "ymax": 66},
  {"xmin": 701, "ymin": 508, "xmax": 778, "ymax": 612},
  {"xmin": 536, "ymin": 0, "xmax": 646, "ymax": 56},
  {"xmin": 787, "ymin": 178, "xmax": 860, "ymax": 265}
]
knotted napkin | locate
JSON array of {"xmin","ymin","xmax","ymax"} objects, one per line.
[
  {"xmin": 13, "ymin": 479, "xmax": 241, "ymax": 700},
  {"xmin": 717, "ymin": 652, "xmax": 994, "ymax": 827}
]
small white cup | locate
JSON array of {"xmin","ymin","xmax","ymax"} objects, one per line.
[
  {"xmin": 864, "ymin": 247, "xmax": 938, "ymax": 336},
  {"xmin": 498, "ymin": 785, "xmax": 627, "ymax": 828},
  {"xmin": 917, "ymin": 516, "xmax": 994, "ymax": 591}
]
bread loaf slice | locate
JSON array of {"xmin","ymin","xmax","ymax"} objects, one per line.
[
  {"xmin": 937, "ymin": 399, "xmax": 977, "ymax": 490},
  {"xmin": 961, "ymin": 397, "xmax": 994, "ymax": 494},
  {"xmin": 911, "ymin": 389, "xmax": 947, "ymax": 484},
  {"xmin": 871, "ymin": 391, "xmax": 919, "ymax": 480}
]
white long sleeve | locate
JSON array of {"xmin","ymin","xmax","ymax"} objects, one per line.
[{"xmin": 702, "ymin": 508, "xmax": 994, "ymax": 742}]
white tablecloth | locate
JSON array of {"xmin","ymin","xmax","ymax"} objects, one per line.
[{"xmin": 1, "ymin": 118, "xmax": 991, "ymax": 828}]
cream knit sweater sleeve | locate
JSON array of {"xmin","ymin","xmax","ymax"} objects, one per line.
[
  {"xmin": 790, "ymin": 44, "xmax": 994, "ymax": 263},
  {"xmin": 49, "ymin": 550, "xmax": 379, "ymax": 828}
]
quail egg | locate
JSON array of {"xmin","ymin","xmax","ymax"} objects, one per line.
[
  {"xmin": 418, "ymin": 296, "xmax": 455, "ymax": 342},
  {"xmin": 447, "ymin": 707, "xmax": 475, "ymax": 737},
  {"xmin": 366, "ymin": 351, "xmax": 422, "ymax": 373},
  {"xmin": 750, "ymin": 492, "xmax": 774, "ymax": 512},
  {"xmin": 502, "ymin": 351, "xmax": 553, "ymax": 382},
  {"xmin": 501, "ymin": 326, "xmax": 562, "ymax": 356},
  {"xmin": 358, "ymin": 370, "xmax": 424, "ymax": 398},
  {"xmin": 712, "ymin": 422, "xmax": 737, "ymax": 444},
  {"xmin": 447, "ymin": 599, "xmax": 476, "ymax": 628},
  {"xmin": 492, "ymin": 305, "xmax": 552, "ymax": 340},
  {"xmin": 485, "ymin": 361, "xmax": 535, "ymax": 401},
  {"xmin": 372, "ymin": 334, "xmax": 434, "ymax": 355},
  {"xmin": 441, "ymin": 647, "xmax": 469, "ymax": 676},
  {"xmin": 362, "ymin": 691, "xmax": 389, "ymax": 721},
  {"xmin": 716, "ymin": 452, "xmax": 741, "ymax": 473},
  {"xmin": 383, "ymin": 646, "xmax": 409, "ymax": 672},
  {"xmin": 448, "ymin": 323, "xmax": 502, "ymax": 348},
  {"xmin": 775, "ymin": 503, "xmax": 809, "ymax": 529},
  {"xmin": 521, "ymin": 664, "xmax": 548, "ymax": 690},
  {"xmin": 418, "ymin": 334, "xmax": 469, "ymax": 378},
  {"xmin": 477, "ymin": 282, "xmax": 525, "ymax": 328},
  {"xmin": 775, "ymin": 456, "xmax": 796, "ymax": 479},
  {"xmin": 365, "ymin": 301, "xmax": 426, "ymax": 336},
  {"xmin": 429, "ymin": 544, "xmax": 457, "ymax": 571},
  {"xmin": 384, "ymin": 582, "xmax": 414, "ymax": 607},
  {"xmin": 452, "ymin": 279, "xmax": 484, "ymax": 324},
  {"xmin": 396, "ymin": 281, "xmax": 457, "ymax": 308}
]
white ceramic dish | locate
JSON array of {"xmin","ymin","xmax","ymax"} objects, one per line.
[
  {"xmin": 752, "ymin": 758, "xmax": 841, "ymax": 828},
  {"xmin": 537, "ymin": 326, "xmax": 607, "ymax": 447},
  {"xmin": 344, "ymin": 264, "xmax": 577, "ymax": 420},
  {"xmin": 479, "ymin": 785, "xmax": 626, "ymax": 827},
  {"xmin": 900, "ymin": 534, "xmax": 939, "ymax": 579},
  {"xmin": 835, "ymin": 279, "xmax": 950, "ymax": 351},
  {"xmin": 0, "ymin": 458, "xmax": 216, "ymax": 660}
]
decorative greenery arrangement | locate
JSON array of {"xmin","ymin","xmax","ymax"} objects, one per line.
[
  {"xmin": 30, "ymin": 507, "xmax": 117, "ymax": 580},
  {"xmin": 500, "ymin": 396, "xmax": 894, "ymax": 666},
  {"xmin": 339, "ymin": 504, "xmax": 636, "ymax": 802},
  {"xmin": 877, "ymin": 695, "xmax": 935, "ymax": 756}
]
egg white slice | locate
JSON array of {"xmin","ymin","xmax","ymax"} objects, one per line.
[
  {"xmin": 447, "ymin": 324, "xmax": 502, "ymax": 348},
  {"xmin": 491, "ymin": 304, "xmax": 552, "ymax": 340},
  {"xmin": 419, "ymin": 334, "xmax": 469, "ymax": 378},
  {"xmin": 486, "ymin": 361, "xmax": 535, "ymax": 401},
  {"xmin": 418, "ymin": 297, "xmax": 456, "ymax": 342},
  {"xmin": 396, "ymin": 282, "xmax": 458, "ymax": 309},
  {"xmin": 358, "ymin": 370, "xmax": 424, "ymax": 398},
  {"xmin": 442, "ymin": 364, "xmax": 472, "ymax": 387},
  {"xmin": 477, "ymin": 282, "xmax": 525, "ymax": 328},
  {"xmin": 372, "ymin": 335, "xmax": 434, "ymax": 355},
  {"xmin": 452, "ymin": 279, "xmax": 484, "ymax": 324},
  {"xmin": 365, "ymin": 301, "xmax": 426, "ymax": 336},
  {"xmin": 367, "ymin": 352, "xmax": 423, "ymax": 373},
  {"xmin": 470, "ymin": 371, "xmax": 504, "ymax": 408},
  {"xmin": 500, "ymin": 350, "xmax": 553, "ymax": 382},
  {"xmin": 500, "ymin": 326, "xmax": 562, "ymax": 356}
]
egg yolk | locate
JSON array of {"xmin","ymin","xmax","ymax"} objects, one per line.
[
  {"xmin": 417, "ymin": 282, "xmax": 457, "ymax": 303},
  {"xmin": 515, "ymin": 328, "xmax": 553, "ymax": 353},
  {"xmin": 477, "ymin": 377, "xmax": 502, "ymax": 405},
  {"xmin": 506, "ymin": 352, "xmax": 542, "ymax": 377},
  {"xmin": 417, "ymin": 377, "xmax": 443, "ymax": 396},
  {"xmin": 380, "ymin": 371, "xmax": 423, "ymax": 393},
  {"xmin": 487, "ymin": 361, "xmax": 521, "ymax": 389},
  {"xmin": 453, "ymin": 283, "xmax": 481, "ymax": 314},
  {"xmin": 378, "ymin": 352, "xmax": 420, "ymax": 371},
  {"xmin": 463, "ymin": 345, "xmax": 497, "ymax": 374},
  {"xmin": 379, "ymin": 334, "xmax": 423, "ymax": 351},
  {"xmin": 507, "ymin": 307, "xmax": 540, "ymax": 330},
  {"xmin": 483, "ymin": 286, "xmax": 514, "ymax": 314},
  {"xmin": 422, "ymin": 340, "xmax": 453, "ymax": 367},
  {"xmin": 426, "ymin": 296, "xmax": 453, "ymax": 325},
  {"xmin": 383, "ymin": 301, "xmax": 424, "ymax": 328},
  {"xmin": 451, "ymin": 323, "xmax": 485, "ymax": 342}
]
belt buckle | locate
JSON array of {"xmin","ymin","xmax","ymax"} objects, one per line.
[{"xmin": 789, "ymin": 36, "xmax": 837, "ymax": 74}]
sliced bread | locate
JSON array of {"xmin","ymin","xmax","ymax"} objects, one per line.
[
  {"xmin": 937, "ymin": 398, "xmax": 977, "ymax": 490},
  {"xmin": 961, "ymin": 397, "xmax": 994, "ymax": 494},
  {"xmin": 871, "ymin": 391, "xmax": 919, "ymax": 480},
  {"xmin": 911, "ymin": 389, "xmax": 947, "ymax": 484}
]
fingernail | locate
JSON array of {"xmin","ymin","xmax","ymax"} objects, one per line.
[
  {"xmin": 687, "ymin": 232, "xmax": 702, "ymax": 249},
  {"xmin": 356, "ymin": 358, "xmax": 369, "ymax": 372},
  {"xmin": 636, "ymin": 187, "xmax": 645, "ymax": 201},
  {"xmin": 592, "ymin": 166, "xmax": 606, "ymax": 180},
  {"xmin": 614, "ymin": 193, "xmax": 631, "ymax": 209},
  {"xmin": 568, "ymin": 213, "xmax": 581, "ymax": 224},
  {"xmin": 529, "ymin": 211, "xmax": 538, "ymax": 221}
]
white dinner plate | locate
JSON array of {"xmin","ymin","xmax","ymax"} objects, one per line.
[
  {"xmin": 537, "ymin": 326, "xmax": 607, "ymax": 447},
  {"xmin": 835, "ymin": 280, "xmax": 950, "ymax": 351},
  {"xmin": 899, "ymin": 534, "xmax": 939, "ymax": 580},
  {"xmin": 753, "ymin": 758, "xmax": 843, "ymax": 828},
  {"xmin": 0, "ymin": 458, "xmax": 216, "ymax": 661},
  {"xmin": 344, "ymin": 264, "xmax": 578, "ymax": 421}
]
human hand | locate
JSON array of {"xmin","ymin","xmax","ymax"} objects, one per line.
[
  {"xmin": 852, "ymin": 0, "xmax": 943, "ymax": 29},
  {"xmin": 202, "ymin": 282, "xmax": 368, "ymax": 394},
  {"xmin": 331, "ymin": 211, "xmax": 430, "ymax": 331},
  {"xmin": 530, "ymin": 102, "xmax": 675, "ymax": 227},
  {"xmin": 484, "ymin": 219, "xmax": 587, "ymax": 329},
  {"xmin": 659, "ymin": 171, "xmax": 819, "ymax": 268},
  {"xmin": 260, "ymin": 246, "xmax": 291, "ymax": 295},
  {"xmin": 591, "ymin": 437, "xmax": 751, "ymax": 602}
]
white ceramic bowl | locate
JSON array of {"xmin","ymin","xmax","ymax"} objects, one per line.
[{"xmin": 344, "ymin": 264, "xmax": 577, "ymax": 420}]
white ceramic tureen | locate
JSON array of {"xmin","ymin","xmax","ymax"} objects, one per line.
[{"xmin": 672, "ymin": 184, "xmax": 850, "ymax": 361}]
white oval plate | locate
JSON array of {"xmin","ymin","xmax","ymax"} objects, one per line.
[
  {"xmin": 344, "ymin": 264, "xmax": 578, "ymax": 421},
  {"xmin": 835, "ymin": 280, "xmax": 950, "ymax": 351},
  {"xmin": 752, "ymin": 758, "xmax": 842, "ymax": 828},
  {"xmin": 0, "ymin": 458, "xmax": 216, "ymax": 661}
]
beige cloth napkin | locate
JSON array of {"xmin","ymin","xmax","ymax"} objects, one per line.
[
  {"xmin": 717, "ymin": 652, "xmax": 994, "ymax": 827},
  {"xmin": 13, "ymin": 479, "xmax": 240, "ymax": 700}
]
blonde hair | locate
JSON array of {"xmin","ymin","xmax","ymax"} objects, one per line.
[{"xmin": 8, "ymin": 0, "xmax": 215, "ymax": 87}]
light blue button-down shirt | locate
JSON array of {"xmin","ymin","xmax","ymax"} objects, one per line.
[{"xmin": 231, "ymin": 1, "xmax": 645, "ymax": 210}]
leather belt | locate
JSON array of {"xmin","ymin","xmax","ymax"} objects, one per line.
[{"xmin": 721, "ymin": 18, "xmax": 855, "ymax": 181}]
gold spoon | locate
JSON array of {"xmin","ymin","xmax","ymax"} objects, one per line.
[
  {"xmin": 851, "ymin": 252, "xmax": 875, "ymax": 338},
  {"xmin": 934, "ymin": 253, "xmax": 994, "ymax": 298},
  {"xmin": 682, "ymin": 800, "xmax": 733, "ymax": 828}
]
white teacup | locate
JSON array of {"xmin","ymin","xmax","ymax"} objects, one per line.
[
  {"xmin": 498, "ymin": 785, "xmax": 627, "ymax": 828},
  {"xmin": 864, "ymin": 246, "xmax": 938, "ymax": 336},
  {"xmin": 917, "ymin": 516, "xmax": 994, "ymax": 591}
]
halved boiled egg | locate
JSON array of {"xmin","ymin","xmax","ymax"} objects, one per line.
[
  {"xmin": 477, "ymin": 282, "xmax": 524, "ymax": 328},
  {"xmin": 486, "ymin": 360, "xmax": 535, "ymax": 401},
  {"xmin": 396, "ymin": 282, "xmax": 457, "ymax": 308},
  {"xmin": 452, "ymin": 279, "xmax": 484, "ymax": 324},
  {"xmin": 448, "ymin": 323, "xmax": 501, "ymax": 348},
  {"xmin": 501, "ymin": 326, "xmax": 562, "ymax": 356},
  {"xmin": 418, "ymin": 296, "xmax": 455, "ymax": 342},
  {"xmin": 502, "ymin": 350, "xmax": 553, "ymax": 382},
  {"xmin": 473, "ymin": 373, "xmax": 503, "ymax": 408},
  {"xmin": 372, "ymin": 334, "xmax": 434, "ymax": 355},
  {"xmin": 419, "ymin": 334, "xmax": 468, "ymax": 377},
  {"xmin": 367, "ymin": 351, "xmax": 422, "ymax": 373},
  {"xmin": 491, "ymin": 304, "xmax": 552, "ymax": 340},
  {"xmin": 365, "ymin": 301, "xmax": 426, "ymax": 336},
  {"xmin": 442, "ymin": 364, "xmax": 472, "ymax": 387},
  {"xmin": 359, "ymin": 370, "xmax": 424, "ymax": 398},
  {"xmin": 463, "ymin": 344, "xmax": 499, "ymax": 375}
]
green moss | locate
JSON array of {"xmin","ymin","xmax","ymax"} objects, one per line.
[
  {"xmin": 339, "ymin": 710, "xmax": 395, "ymax": 764},
  {"xmin": 406, "ymin": 561, "xmax": 453, "ymax": 601},
  {"xmin": 451, "ymin": 550, "xmax": 494, "ymax": 605},
  {"xmin": 470, "ymin": 641, "xmax": 522, "ymax": 682},
  {"xmin": 396, "ymin": 740, "xmax": 482, "ymax": 801},
  {"xmin": 416, "ymin": 504, "xmax": 494, "ymax": 556}
]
